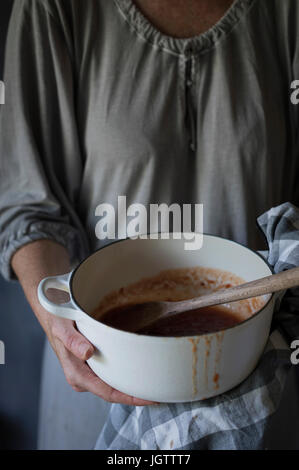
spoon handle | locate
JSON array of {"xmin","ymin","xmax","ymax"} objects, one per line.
[{"xmin": 170, "ymin": 266, "xmax": 299, "ymax": 314}]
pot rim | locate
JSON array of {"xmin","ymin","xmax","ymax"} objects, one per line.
[{"xmin": 69, "ymin": 232, "xmax": 275, "ymax": 340}]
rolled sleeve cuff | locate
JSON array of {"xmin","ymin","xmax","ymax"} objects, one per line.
[{"xmin": 0, "ymin": 221, "xmax": 90, "ymax": 281}]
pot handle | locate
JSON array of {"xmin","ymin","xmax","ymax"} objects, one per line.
[{"xmin": 38, "ymin": 273, "xmax": 84, "ymax": 323}]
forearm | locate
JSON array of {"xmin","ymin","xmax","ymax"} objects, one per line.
[{"xmin": 11, "ymin": 239, "xmax": 71, "ymax": 330}]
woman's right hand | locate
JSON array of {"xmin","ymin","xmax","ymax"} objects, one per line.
[
  {"xmin": 11, "ymin": 239, "xmax": 156, "ymax": 406},
  {"xmin": 43, "ymin": 311, "xmax": 156, "ymax": 406}
]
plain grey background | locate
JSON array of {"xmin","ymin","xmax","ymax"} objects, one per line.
[{"xmin": 0, "ymin": 0, "xmax": 44, "ymax": 450}]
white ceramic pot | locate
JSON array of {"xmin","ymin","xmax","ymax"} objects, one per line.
[{"xmin": 38, "ymin": 234, "xmax": 276, "ymax": 403}]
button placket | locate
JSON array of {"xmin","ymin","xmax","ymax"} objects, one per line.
[{"xmin": 184, "ymin": 46, "xmax": 197, "ymax": 153}]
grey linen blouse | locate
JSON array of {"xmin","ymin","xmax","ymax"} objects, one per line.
[
  {"xmin": 1, "ymin": 0, "xmax": 299, "ymax": 449},
  {"xmin": 1, "ymin": 0, "xmax": 299, "ymax": 281}
]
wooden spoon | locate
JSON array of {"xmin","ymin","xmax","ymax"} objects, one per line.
[{"xmin": 100, "ymin": 266, "xmax": 299, "ymax": 333}]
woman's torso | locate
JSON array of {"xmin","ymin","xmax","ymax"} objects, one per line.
[{"xmin": 56, "ymin": 0, "xmax": 299, "ymax": 251}]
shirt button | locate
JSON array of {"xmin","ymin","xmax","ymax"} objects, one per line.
[
  {"xmin": 190, "ymin": 142, "xmax": 196, "ymax": 152},
  {"xmin": 186, "ymin": 79, "xmax": 193, "ymax": 87}
]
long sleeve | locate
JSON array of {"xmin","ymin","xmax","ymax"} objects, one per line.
[{"xmin": 0, "ymin": 0, "xmax": 90, "ymax": 280}]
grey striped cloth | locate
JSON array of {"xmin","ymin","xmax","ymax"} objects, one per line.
[{"xmin": 95, "ymin": 202, "xmax": 299, "ymax": 450}]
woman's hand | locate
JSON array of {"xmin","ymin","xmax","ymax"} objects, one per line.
[
  {"xmin": 11, "ymin": 239, "xmax": 156, "ymax": 406},
  {"xmin": 44, "ymin": 313, "xmax": 156, "ymax": 405}
]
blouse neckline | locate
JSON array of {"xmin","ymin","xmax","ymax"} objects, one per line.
[{"xmin": 114, "ymin": 0, "xmax": 256, "ymax": 57}]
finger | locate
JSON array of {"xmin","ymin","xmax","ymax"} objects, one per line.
[
  {"xmin": 52, "ymin": 319, "xmax": 94, "ymax": 361},
  {"xmin": 59, "ymin": 345, "xmax": 157, "ymax": 406},
  {"xmin": 82, "ymin": 363, "xmax": 157, "ymax": 405},
  {"xmin": 77, "ymin": 359, "xmax": 157, "ymax": 405}
]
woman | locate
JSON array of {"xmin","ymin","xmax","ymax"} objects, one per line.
[{"xmin": 0, "ymin": 0, "xmax": 299, "ymax": 449}]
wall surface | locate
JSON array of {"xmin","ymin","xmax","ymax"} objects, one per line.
[{"xmin": 0, "ymin": 0, "xmax": 45, "ymax": 450}]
